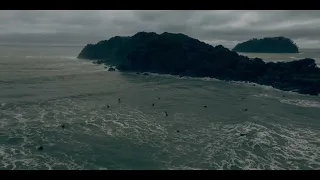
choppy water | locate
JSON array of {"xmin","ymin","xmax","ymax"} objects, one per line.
[{"xmin": 0, "ymin": 46, "xmax": 320, "ymax": 170}]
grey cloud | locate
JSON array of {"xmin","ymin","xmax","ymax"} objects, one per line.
[{"xmin": 0, "ymin": 10, "xmax": 320, "ymax": 48}]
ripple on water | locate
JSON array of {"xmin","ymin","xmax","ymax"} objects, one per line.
[
  {"xmin": 253, "ymin": 93, "xmax": 320, "ymax": 108},
  {"xmin": 0, "ymin": 97, "xmax": 319, "ymax": 170},
  {"xmin": 152, "ymin": 113, "xmax": 320, "ymax": 170}
]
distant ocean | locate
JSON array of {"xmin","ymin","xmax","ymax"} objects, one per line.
[
  {"xmin": 0, "ymin": 46, "xmax": 319, "ymax": 170},
  {"xmin": 239, "ymin": 49, "xmax": 320, "ymax": 67}
]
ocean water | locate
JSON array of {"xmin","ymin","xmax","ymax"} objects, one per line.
[
  {"xmin": 0, "ymin": 46, "xmax": 320, "ymax": 170},
  {"xmin": 239, "ymin": 49, "xmax": 320, "ymax": 66}
]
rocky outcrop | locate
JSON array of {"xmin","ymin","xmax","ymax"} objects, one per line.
[
  {"xmin": 232, "ymin": 37, "xmax": 299, "ymax": 53},
  {"xmin": 108, "ymin": 67, "xmax": 116, "ymax": 71},
  {"xmin": 78, "ymin": 32, "xmax": 319, "ymax": 96}
]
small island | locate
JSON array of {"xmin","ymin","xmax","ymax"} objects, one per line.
[
  {"xmin": 78, "ymin": 32, "xmax": 320, "ymax": 96},
  {"xmin": 232, "ymin": 37, "xmax": 299, "ymax": 53}
]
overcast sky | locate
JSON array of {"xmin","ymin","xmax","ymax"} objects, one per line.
[{"xmin": 0, "ymin": 10, "xmax": 320, "ymax": 48}]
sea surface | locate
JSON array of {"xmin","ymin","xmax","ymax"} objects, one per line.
[
  {"xmin": 0, "ymin": 46, "xmax": 320, "ymax": 170},
  {"xmin": 239, "ymin": 49, "xmax": 320, "ymax": 66}
]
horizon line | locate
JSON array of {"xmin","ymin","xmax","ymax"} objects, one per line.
[{"xmin": 0, "ymin": 43, "xmax": 319, "ymax": 50}]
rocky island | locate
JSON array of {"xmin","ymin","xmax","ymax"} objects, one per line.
[
  {"xmin": 232, "ymin": 37, "xmax": 299, "ymax": 53},
  {"xmin": 78, "ymin": 32, "xmax": 319, "ymax": 95}
]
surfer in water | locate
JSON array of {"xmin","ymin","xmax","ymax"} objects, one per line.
[{"xmin": 240, "ymin": 133, "xmax": 247, "ymax": 136}]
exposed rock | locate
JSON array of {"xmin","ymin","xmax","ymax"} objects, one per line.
[
  {"xmin": 77, "ymin": 32, "xmax": 320, "ymax": 96},
  {"xmin": 232, "ymin": 37, "xmax": 299, "ymax": 53},
  {"xmin": 108, "ymin": 67, "xmax": 116, "ymax": 71}
]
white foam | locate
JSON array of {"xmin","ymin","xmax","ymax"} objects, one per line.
[
  {"xmin": 168, "ymin": 165, "xmax": 204, "ymax": 170},
  {"xmin": 132, "ymin": 71, "xmax": 223, "ymax": 83},
  {"xmin": 161, "ymin": 109, "xmax": 320, "ymax": 170},
  {"xmin": 280, "ymin": 99, "xmax": 320, "ymax": 108},
  {"xmin": 1, "ymin": 95, "xmax": 319, "ymax": 170},
  {"xmin": 253, "ymin": 94, "xmax": 320, "ymax": 108}
]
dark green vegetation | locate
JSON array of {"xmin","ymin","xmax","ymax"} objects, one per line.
[
  {"xmin": 78, "ymin": 32, "xmax": 320, "ymax": 95},
  {"xmin": 232, "ymin": 37, "xmax": 299, "ymax": 53}
]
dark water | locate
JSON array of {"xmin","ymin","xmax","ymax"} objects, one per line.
[{"xmin": 0, "ymin": 46, "xmax": 320, "ymax": 170}]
